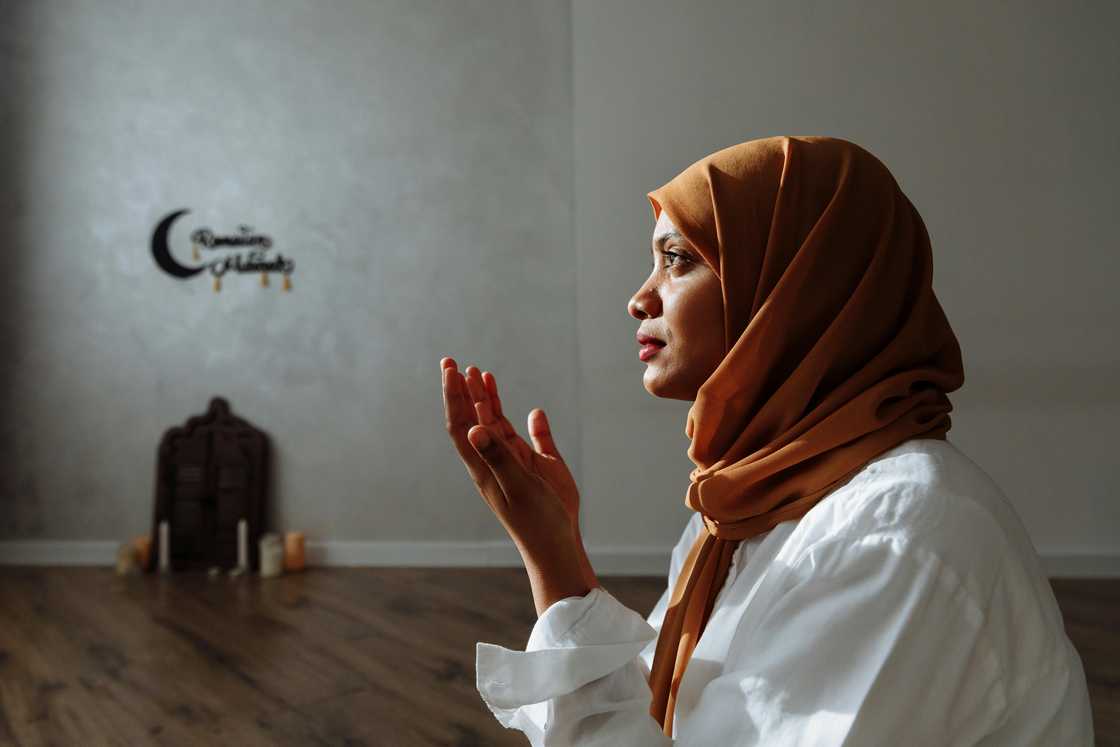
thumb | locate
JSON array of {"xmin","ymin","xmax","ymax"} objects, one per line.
[{"xmin": 528, "ymin": 409, "xmax": 562, "ymax": 460}]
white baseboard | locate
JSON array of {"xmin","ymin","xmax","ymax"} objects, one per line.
[
  {"xmin": 0, "ymin": 540, "xmax": 1117, "ymax": 578},
  {"xmin": 0, "ymin": 541, "xmax": 120, "ymax": 566}
]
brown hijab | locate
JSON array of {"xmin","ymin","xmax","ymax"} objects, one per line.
[{"xmin": 644, "ymin": 136, "xmax": 965, "ymax": 736}]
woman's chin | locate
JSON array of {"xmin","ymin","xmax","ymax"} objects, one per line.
[
  {"xmin": 643, "ymin": 369, "xmax": 678, "ymax": 399},
  {"xmin": 643, "ymin": 366, "xmax": 702, "ymax": 402}
]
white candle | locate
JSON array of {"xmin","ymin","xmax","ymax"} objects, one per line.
[
  {"xmin": 237, "ymin": 518, "xmax": 248, "ymax": 570},
  {"xmin": 158, "ymin": 520, "xmax": 170, "ymax": 573},
  {"xmin": 259, "ymin": 533, "xmax": 283, "ymax": 578}
]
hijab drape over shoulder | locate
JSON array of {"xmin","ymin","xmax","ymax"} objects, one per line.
[{"xmin": 644, "ymin": 136, "xmax": 965, "ymax": 736}]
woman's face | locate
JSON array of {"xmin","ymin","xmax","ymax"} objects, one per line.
[{"xmin": 627, "ymin": 210, "xmax": 725, "ymax": 401}]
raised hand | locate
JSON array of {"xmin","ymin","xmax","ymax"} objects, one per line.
[
  {"xmin": 442, "ymin": 358, "xmax": 582, "ymax": 532},
  {"xmin": 442, "ymin": 356, "xmax": 598, "ymax": 608}
]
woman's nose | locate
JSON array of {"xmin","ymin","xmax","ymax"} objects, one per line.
[
  {"xmin": 628, "ymin": 283, "xmax": 659, "ymax": 320},
  {"xmin": 628, "ymin": 297, "xmax": 644, "ymax": 319}
]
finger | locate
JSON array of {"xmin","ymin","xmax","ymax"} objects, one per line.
[
  {"xmin": 483, "ymin": 371, "xmax": 506, "ymax": 421},
  {"xmin": 469, "ymin": 424, "xmax": 527, "ymax": 505},
  {"xmin": 443, "ymin": 366, "xmax": 481, "ymax": 455},
  {"xmin": 484, "ymin": 370, "xmax": 533, "ymax": 464},
  {"xmin": 443, "ymin": 366, "xmax": 499, "ymax": 490},
  {"xmin": 483, "ymin": 371, "xmax": 517, "ymax": 441},
  {"xmin": 443, "ymin": 364, "xmax": 477, "ymax": 432},
  {"xmin": 465, "ymin": 366, "xmax": 497, "ymax": 427},
  {"xmin": 528, "ymin": 408, "xmax": 562, "ymax": 459}
]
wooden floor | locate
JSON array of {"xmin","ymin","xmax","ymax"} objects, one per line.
[{"xmin": 0, "ymin": 569, "xmax": 1114, "ymax": 746}]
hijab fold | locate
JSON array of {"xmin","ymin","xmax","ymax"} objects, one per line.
[{"xmin": 644, "ymin": 136, "xmax": 965, "ymax": 736}]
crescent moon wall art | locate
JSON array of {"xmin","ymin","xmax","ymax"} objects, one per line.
[
  {"xmin": 149, "ymin": 209, "xmax": 297, "ymax": 292},
  {"xmin": 150, "ymin": 209, "xmax": 205, "ymax": 278}
]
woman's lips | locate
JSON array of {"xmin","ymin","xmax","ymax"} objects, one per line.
[{"xmin": 639, "ymin": 342, "xmax": 665, "ymax": 361}]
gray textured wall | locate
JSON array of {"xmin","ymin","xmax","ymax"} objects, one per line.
[
  {"xmin": 0, "ymin": 0, "xmax": 575, "ymax": 542},
  {"xmin": 3, "ymin": 1, "xmax": 1117, "ymax": 563},
  {"xmin": 573, "ymin": 0, "xmax": 1120, "ymax": 556}
]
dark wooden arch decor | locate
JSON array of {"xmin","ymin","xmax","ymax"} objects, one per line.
[{"xmin": 147, "ymin": 397, "xmax": 270, "ymax": 572}]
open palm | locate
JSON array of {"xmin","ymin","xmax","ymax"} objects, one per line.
[{"xmin": 441, "ymin": 358, "xmax": 581, "ymax": 532}]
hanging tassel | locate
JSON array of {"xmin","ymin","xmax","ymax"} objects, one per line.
[
  {"xmin": 282, "ymin": 274, "xmax": 292, "ymax": 291},
  {"xmin": 192, "ymin": 244, "xmax": 200, "ymax": 261},
  {"xmin": 213, "ymin": 275, "xmax": 221, "ymax": 292},
  {"xmin": 260, "ymin": 272, "xmax": 269, "ymax": 288}
]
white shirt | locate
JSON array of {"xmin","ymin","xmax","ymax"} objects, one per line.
[{"xmin": 475, "ymin": 438, "xmax": 1094, "ymax": 745}]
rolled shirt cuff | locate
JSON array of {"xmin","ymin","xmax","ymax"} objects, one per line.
[{"xmin": 476, "ymin": 586, "xmax": 659, "ymax": 715}]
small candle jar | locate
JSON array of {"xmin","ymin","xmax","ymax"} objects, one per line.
[
  {"xmin": 283, "ymin": 531, "xmax": 306, "ymax": 572},
  {"xmin": 259, "ymin": 533, "xmax": 284, "ymax": 578},
  {"xmin": 115, "ymin": 542, "xmax": 138, "ymax": 576},
  {"xmin": 133, "ymin": 535, "xmax": 152, "ymax": 570}
]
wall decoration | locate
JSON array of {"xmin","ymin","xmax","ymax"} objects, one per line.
[{"xmin": 150, "ymin": 209, "xmax": 296, "ymax": 292}]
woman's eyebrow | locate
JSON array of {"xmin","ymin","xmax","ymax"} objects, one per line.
[{"xmin": 651, "ymin": 229, "xmax": 684, "ymax": 253}]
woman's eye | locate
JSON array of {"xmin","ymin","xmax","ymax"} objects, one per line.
[
  {"xmin": 661, "ymin": 251, "xmax": 684, "ymax": 268},
  {"xmin": 649, "ymin": 250, "xmax": 688, "ymax": 272}
]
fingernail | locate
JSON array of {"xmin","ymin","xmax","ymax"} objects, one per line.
[{"xmin": 472, "ymin": 428, "xmax": 490, "ymax": 449}]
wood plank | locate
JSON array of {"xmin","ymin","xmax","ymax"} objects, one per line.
[
  {"xmin": 1050, "ymin": 578, "xmax": 1120, "ymax": 745},
  {"xmin": 0, "ymin": 569, "xmax": 1111, "ymax": 746}
]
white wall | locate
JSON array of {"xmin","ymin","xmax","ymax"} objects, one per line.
[
  {"xmin": 573, "ymin": 0, "xmax": 1120, "ymax": 567},
  {"xmin": 0, "ymin": 0, "xmax": 576, "ymax": 546},
  {"xmin": 2, "ymin": 1, "xmax": 1116, "ymax": 574}
]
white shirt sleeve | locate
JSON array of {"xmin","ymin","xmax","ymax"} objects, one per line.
[
  {"xmin": 476, "ymin": 585, "xmax": 669, "ymax": 746},
  {"xmin": 475, "ymin": 527, "xmax": 1022, "ymax": 746}
]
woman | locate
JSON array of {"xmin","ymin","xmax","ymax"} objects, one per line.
[{"xmin": 443, "ymin": 136, "xmax": 1094, "ymax": 744}]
